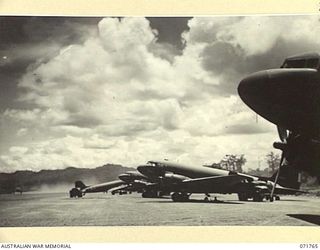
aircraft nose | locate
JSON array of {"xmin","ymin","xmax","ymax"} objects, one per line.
[
  {"xmin": 238, "ymin": 68, "xmax": 318, "ymax": 107},
  {"xmin": 137, "ymin": 165, "xmax": 152, "ymax": 176},
  {"xmin": 238, "ymin": 70, "xmax": 270, "ymax": 106},
  {"xmin": 238, "ymin": 68, "xmax": 319, "ymax": 132},
  {"xmin": 137, "ymin": 164, "xmax": 164, "ymax": 177}
]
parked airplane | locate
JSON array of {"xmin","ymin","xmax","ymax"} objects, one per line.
[
  {"xmin": 238, "ymin": 52, "xmax": 320, "ymax": 200},
  {"xmin": 69, "ymin": 179, "xmax": 125, "ymax": 198},
  {"xmin": 69, "ymin": 170, "xmax": 150, "ymax": 198},
  {"xmin": 137, "ymin": 160, "xmax": 302, "ymax": 202}
]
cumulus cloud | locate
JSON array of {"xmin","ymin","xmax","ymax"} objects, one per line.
[{"xmin": 1, "ymin": 15, "xmax": 320, "ymax": 172}]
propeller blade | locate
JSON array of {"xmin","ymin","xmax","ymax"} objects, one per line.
[
  {"xmin": 277, "ymin": 126, "xmax": 288, "ymax": 142},
  {"xmin": 269, "ymin": 152, "xmax": 285, "ymax": 202}
]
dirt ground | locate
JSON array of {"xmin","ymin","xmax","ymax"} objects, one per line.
[{"xmin": 0, "ymin": 192, "xmax": 319, "ymax": 226}]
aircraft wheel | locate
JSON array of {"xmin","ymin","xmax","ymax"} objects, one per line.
[
  {"xmin": 181, "ymin": 193, "xmax": 189, "ymax": 202},
  {"xmin": 171, "ymin": 192, "xmax": 179, "ymax": 202},
  {"xmin": 275, "ymin": 196, "xmax": 280, "ymax": 201}
]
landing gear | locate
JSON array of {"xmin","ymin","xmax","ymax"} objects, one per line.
[
  {"xmin": 203, "ymin": 194, "xmax": 221, "ymax": 203},
  {"xmin": 204, "ymin": 193, "xmax": 211, "ymax": 202},
  {"xmin": 267, "ymin": 195, "xmax": 280, "ymax": 202},
  {"xmin": 69, "ymin": 188, "xmax": 83, "ymax": 198},
  {"xmin": 171, "ymin": 192, "xmax": 190, "ymax": 202}
]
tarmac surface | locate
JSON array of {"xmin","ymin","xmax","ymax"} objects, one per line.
[{"xmin": 0, "ymin": 192, "xmax": 319, "ymax": 227}]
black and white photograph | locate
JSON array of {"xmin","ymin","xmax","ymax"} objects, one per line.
[{"xmin": 0, "ymin": 15, "xmax": 320, "ymax": 227}]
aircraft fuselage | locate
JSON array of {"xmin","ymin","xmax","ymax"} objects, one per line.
[{"xmin": 137, "ymin": 161, "xmax": 231, "ymax": 180}]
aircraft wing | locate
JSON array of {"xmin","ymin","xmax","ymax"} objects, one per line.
[
  {"xmin": 84, "ymin": 180, "xmax": 126, "ymax": 193},
  {"xmin": 172, "ymin": 174, "xmax": 250, "ymax": 193}
]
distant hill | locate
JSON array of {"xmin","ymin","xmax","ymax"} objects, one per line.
[{"xmin": 0, "ymin": 164, "xmax": 134, "ymax": 194}]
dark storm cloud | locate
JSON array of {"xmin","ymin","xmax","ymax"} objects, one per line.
[
  {"xmin": 147, "ymin": 17, "xmax": 191, "ymax": 49},
  {"xmin": 0, "ymin": 16, "xmax": 101, "ymax": 46}
]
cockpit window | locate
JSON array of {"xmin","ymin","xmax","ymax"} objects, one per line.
[
  {"xmin": 282, "ymin": 58, "xmax": 319, "ymax": 69},
  {"xmin": 282, "ymin": 59, "xmax": 306, "ymax": 68}
]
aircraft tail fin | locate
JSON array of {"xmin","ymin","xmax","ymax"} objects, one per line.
[
  {"xmin": 269, "ymin": 164, "xmax": 301, "ymax": 189},
  {"xmin": 75, "ymin": 180, "xmax": 87, "ymax": 190}
]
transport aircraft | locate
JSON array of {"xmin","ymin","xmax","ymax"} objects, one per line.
[
  {"xmin": 238, "ymin": 52, "xmax": 320, "ymax": 200},
  {"xmin": 136, "ymin": 160, "xmax": 303, "ymax": 202}
]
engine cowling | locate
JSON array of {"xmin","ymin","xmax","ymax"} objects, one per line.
[{"xmin": 163, "ymin": 172, "xmax": 188, "ymax": 182}]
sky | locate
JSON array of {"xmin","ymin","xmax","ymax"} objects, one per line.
[{"xmin": 1, "ymin": 15, "xmax": 320, "ymax": 173}]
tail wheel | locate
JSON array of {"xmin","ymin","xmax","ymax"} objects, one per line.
[{"xmin": 69, "ymin": 188, "xmax": 82, "ymax": 198}]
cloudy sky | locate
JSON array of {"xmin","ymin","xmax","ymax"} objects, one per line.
[{"xmin": 1, "ymin": 15, "xmax": 320, "ymax": 173}]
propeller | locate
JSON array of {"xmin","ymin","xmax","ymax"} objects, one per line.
[
  {"xmin": 277, "ymin": 126, "xmax": 288, "ymax": 142},
  {"xmin": 269, "ymin": 152, "xmax": 285, "ymax": 201},
  {"xmin": 270, "ymin": 126, "xmax": 289, "ymax": 202}
]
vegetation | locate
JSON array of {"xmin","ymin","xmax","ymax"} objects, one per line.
[{"xmin": 206, "ymin": 154, "xmax": 247, "ymax": 172}]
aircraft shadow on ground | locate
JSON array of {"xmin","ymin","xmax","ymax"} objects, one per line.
[
  {"xmin": 64, "ymin": 197, "xmax": 112, "ymax": 200},
  {"xmin": 287, "ymin": 214, "xmax": 320, "ymax": 226},
  {"xmin": 139, "ymin": 199, "xmax": 243, "ymax": 205},
  {"xmin": 281, "ymin": 199, "xmax": 309, "ymax": 202}
]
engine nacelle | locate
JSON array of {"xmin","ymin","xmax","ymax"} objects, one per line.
[{"xmin": 163, "ymin": 172, "xmax": 188, "ymax": 182}]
